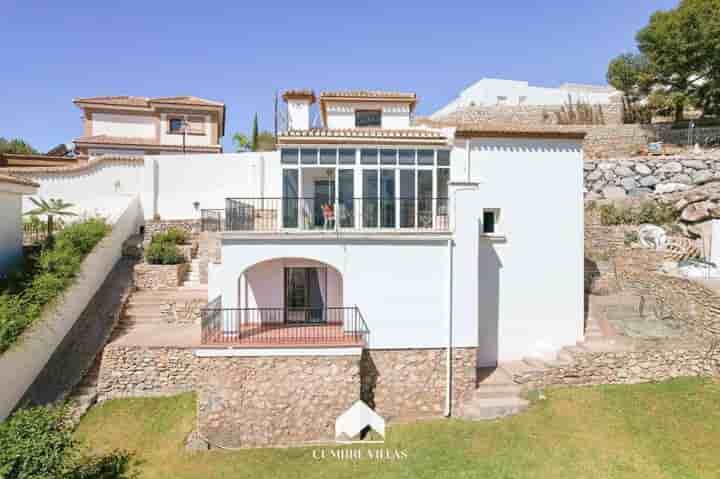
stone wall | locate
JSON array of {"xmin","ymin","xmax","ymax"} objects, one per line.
[
  {"xmin": 360, "ymin": 348, "xmax": 477, "ymax": 420},
  {"xmin": 144, "ymin": 219, "xmax": 199, "ymax": 242},
  {"xmin": 584, "ymin": 156, "xmax": 720, "ymax": 198},
  {"xmin": 133, "ymin": 263, "xmax": 189, "ymax": 290},
  {"xmin": 514, "ymin": 342, "xmax": 720, "ymax": 389},
  {"xmin": 653, "ymin": 124, "xmax": 720, "ymax": 146},
  {"xmin": 583, "ymin": 125, "xmax": 655, "ymax": 159}
]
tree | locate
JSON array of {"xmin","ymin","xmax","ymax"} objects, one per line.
[
  {"xmin": 24, "ymin": 197, "xmax": 77, "ymax": 247},
  {"xmin": 232, "ymin": 132, "xmax": 250, "ymax": 152},
  {"xmin": 255, "ymin": 131, "xmax": 276, "ymax": 151},
  {"xmin": 635, "ymin": 0, "xmax": 720, "ymax": 120},
  {"xmin": 607, "ymin": 53, "xmax": 652, "ymax": 102},
  {"xmin": 0, "ymin": 137, "xmax": 38, "ymax": 155},
  {"xmin": 250, "ymin": 114, "xmax": 259, "ymax": 152}
]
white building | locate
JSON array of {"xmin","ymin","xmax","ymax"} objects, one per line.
[
  {"xmin": 0, "ymin": 174, "xmax": 39, "ymax": 275},
  {"xmin": 432, "ymin": 78, "xmax": 619, "ymax": 118}
]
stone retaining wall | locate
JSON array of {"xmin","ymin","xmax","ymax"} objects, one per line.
[
  {"xmin": 360, "ymin": 348, "xmax": 477, "ymax": 420},
  {"xmin": 133, "ymin": 263, "xmax": 189, "ymax": 290},
  {"xmin": 144, "ymin": 219, "xmax": 199, "ymax": 242},
  {"xmin": 514, "ymin": 344, "xmax": 720, "ymax": 389}
]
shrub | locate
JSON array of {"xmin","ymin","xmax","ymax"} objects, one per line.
[
  {"xmin": 145, "ymin": 241, "xmax": 184, "ymax": 265},
  {"xmin": 152, "ymin": 227, "xmax": 188, "ymax": 245},
  {"xmin": 0, "ymin": 404, "xmax": 133, "ymax": 479},
  {"xmin": 599, "ymin": 201, "xmax": 678, "ymax": 226},
  {"xmin": 55, "ymin": 219, "xmax": 111, "ymax": 256},
  {"xmin": 624, "ymin": 231, "xmax": 639, "ymax": 246}
]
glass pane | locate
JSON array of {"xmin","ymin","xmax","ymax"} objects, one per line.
[
  {"xmin": 380, "ymin": 169, "xmax": 396, "ymax": 228},
  {"xmin": 281, "ymin": 149, "xmax": 299, "ymax": 164},
  {"xmin": 483, "ymin": 211, "xmax": 495, "ymax": 233},
  {"xmin": 398, "ymin": 150, "xmax": 415, "ymax": 165},
  {"xmin": 437, "ymin": 150, "xmax": 450, "ymax": 166},
  {"xmin": 339, "ymin": 149, "xmax": 356, "ymax": 165},
  {"xmin": 362, "ymin": 170, "xmax": 378, "ymax": 227},
  {"xmin": 355, "ymin": 110, "xmax": 382, "ymax": 127},
  {"xmin": 338, "ymin": 170, "xmax": 354, "ymax": 227},
  {"xmin": 319, "ymin": 149, "xmax": 337, "ymax": 165},
  {"xmin": 400, "ymin": 170, "xmax": 415, "ymax": 228},
  {"xmin": 418, "ymin": 170, "xmax": 433, "ymax": 228},
  {"xmin": 436, "ymin": 168, "xmax": 450, "ymax": 229},
  {"xmin": 313, "ymin": 180, "xmax": 335, "ymax": 229},
  {"xmin": 417, "ymin": 150, "xmax": 434, "ymax": 165},
  {"xmin": 282, "ymin": 169, "xmax": 299, "ymax": 228},
  {"xmin": 360, "ymin": 149, "xmax": 378, "ymax": 165},
  {"xmin": 301, "ymin": 149, "xmax": 318, "ymax": 164},
  {"xmin": 381, "ymin": 149, "xmax": 397, "ymax": 165}
]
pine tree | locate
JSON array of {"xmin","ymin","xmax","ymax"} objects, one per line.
[{"xmin": 251, "ymin": 114, "xmax": 259, "ymax": 152}]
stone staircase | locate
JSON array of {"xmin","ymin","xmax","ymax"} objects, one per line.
[
  {"xmin": 115, "ymin": 286, "xmax": 208, "ymax": 333},
  {"xmin": 182, "ymin": 257, "xmax": 202, "ymax": 288},
  {"xmin": 456, "ymin": 366, "xmax": 529, "ymax": 420}
]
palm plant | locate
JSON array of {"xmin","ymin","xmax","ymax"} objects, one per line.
[{"xmin": 24, "ymin": 197, "xmax": 77, "ymax": 246}]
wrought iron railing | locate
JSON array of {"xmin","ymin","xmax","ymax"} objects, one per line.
[
  {"xmin": 201, "ymin": 197, "xmax": 449, "ymax": 233},
  {"xmin": 200, "ymin": 306, "xmax": 369, "ymax": 347}
]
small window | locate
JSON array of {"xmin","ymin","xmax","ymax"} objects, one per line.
[
  {"xmin": 281, "ymin": 149, "xmax": 299, "ymax": 164},
  {"xmin": 380, "ymin": 149, "xmax": 397, "ymax": 165},
  {"xmin": 496, "ymin": 96, "xmax": 508, "ymax": 105},
  {"xmin": 355, "ymin": 110, "xmax": 382, "ymax": 128},
  {"xmin": 339, "ymin": 149, "xmax": 356, "ymax": 165},
  {"xmin": 398, "ymin": 150, "xmax": 415, "ymax": 165},
  {"xmin": 417, "ymin": 150, "xmax": 434, "ymax": 165},
  {"xmin": 301, "ymin": 149, "xmax": 318, "ymax": 164},
  {"xmin": 169, "ymin": 118, "xmax": 184, "ymax": 133},
  {"xmin": 518, "ymin": 96, "xmax": 527, "ymax": 104},
  {"xmin": 483, "ymin": 209, "xmax": 499, "ymax": 234},
  {"xmin": 437, "ymin": 150, "xmax": 450, "ymax": 166},
  {"xmin": 319, "ymin": 149, "xmax": 337, "ymax": 165},
  {"xmin": 360, "ymin": 149, "xmax": 378, "ymax": 165}
]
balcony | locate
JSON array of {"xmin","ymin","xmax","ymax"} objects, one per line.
[
  {"xmin": 200, "ymin": 306, "xmax": 369, "ymax": 347},
  {"xmin": 201, "ymin": 197, "xmax": 450, "ymax": 234}
]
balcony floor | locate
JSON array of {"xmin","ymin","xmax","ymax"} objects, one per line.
[{"xmin": 202, "ymin": 323, "xmax": 365, "ymax": 348}]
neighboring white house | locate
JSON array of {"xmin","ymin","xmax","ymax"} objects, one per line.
[
  {"xmin": 432, "ymin": 78, "xmax": 619, "ymax": 118},
  {"xmin": 0, "ymin": 174, "xmax": 39, "ymax": 276}
]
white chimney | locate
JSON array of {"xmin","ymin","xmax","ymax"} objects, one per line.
[{"xmin": 282, "ymin": 90, "xmax": 315, "ymax": 130}]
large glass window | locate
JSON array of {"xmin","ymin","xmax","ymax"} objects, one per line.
[
  {"xmin": 362, "ymin": 170, "xmax": 378, "ymax": 227},
  {"xmin": 338, "ymin": 169, "xmax": 354, "ymax": 227},
  {"xmin": 281, "ymin": 149, "xmax": 299, "ymax": 164},
  {"xmin": 355, "ymin": 110, "xmax": 382, "ymax": 127},
  {"xmin": 282, "ymin": 169, "xmax": 299, "ymax": 228},
  {"xmin": 436, "ymin": 168, "xmax": 450, "ymax": 228},
  {"xmin": 418, "ymin": 170, "xmax": 433, "ymax": 228},
  {"xmin": 398, "ymin": 150, "xmax": 415, "ymax": 165},
  {"xmin": 437, "ymin": 150, "xmax": 450, "ymax": 166},
  {"xmin": 417, "ymin": 150, "xmax": 434, "ymax": 165},
  {"xmin": 339, "ymin": 149, "xmax": 356, "ymax": 165},
  {"xmin": 301, "ymin": 149, "xmax": 318, "ymax": 165},
  {"xmin": 319, "ymin": 149, "xmax": 337, "ymax": 165},
  {"xmin": 380, "ymin": 169, "xmax": 396, "ymax": 228},
  {"xmin": 400, "ymin": 170, "xmax": 415, "ymax": 228},
  {"xmin": 381, "ymin": 149, "xmax": 397, "ymax": 165},
  {"xmin": 360, "ymin": 149, "xmax": 378, "ymax": 165}
]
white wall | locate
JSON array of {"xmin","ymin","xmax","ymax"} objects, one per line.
[
  {"xmin": 288, "ymin": 100, "xmax": 311, "ymax": 130},
  {"xmin": 450, "ymin": 137, "xmax": 585, "ymax": 363},
  {"xmin": 325, "ymin": 101, "xmax": 411, "ymax": 129},
  {"xmin": 216, "ymin": 239, "xmax": 452, "ymax": 349},
  {"xmin": 159, "ymin": 114, "xmax": 215, "ymax": 147},
  {"xmin": 0, "ymin": 195, "xmax": 144, "ymax": 420},
  {"xmin": 0, "ymin": 192, "xmax": 23, "ymax": 275},
  {"xmin": 91, "ymin": 113, "xmax": 155, "ymax": 139}
]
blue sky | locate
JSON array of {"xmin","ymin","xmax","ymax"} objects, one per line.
[{"xmin": 0, "ymin": 0, "xmax": 678, "ymax": 152}]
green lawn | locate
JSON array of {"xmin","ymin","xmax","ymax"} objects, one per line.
[{"xmin": 75, "ymin": 378, "xmax": 720, "ymax": 479}]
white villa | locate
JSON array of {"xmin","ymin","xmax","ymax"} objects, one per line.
[{"xmin": 4, "ymin": 88, "xmax": 586, "ymax": 446}]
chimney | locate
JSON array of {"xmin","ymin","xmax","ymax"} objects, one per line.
[{"xmin": 282, "ymin": 90, "xmax": 315, "ymax": 130}]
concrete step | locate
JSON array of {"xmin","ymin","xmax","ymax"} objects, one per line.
[
  {"xmin": 473, "ymin": 383, "xmax": 523, "ymax": 398},
  {"xmin": 522, "ymin": 357, "xmax": 550, "ymax": 370},
  {"xmin": 457, "ymin": 396, "xmax": 529, "ymax": 421}
]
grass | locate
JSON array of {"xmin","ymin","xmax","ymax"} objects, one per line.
[{"xmin": 74, "ymin": 378, "xmax": 720, "ymax": 479}]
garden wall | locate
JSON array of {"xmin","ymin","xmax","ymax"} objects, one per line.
[
  {"xmin": 133, "ymin": 263, "xmax": 189, "ymax": 289},
  {"xmin": 0, "ymin": 195, "xmax": 144, "ymax": 419}
]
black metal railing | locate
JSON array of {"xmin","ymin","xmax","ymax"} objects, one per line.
[
  {"xmin": 201, "ymin": 197, "xmax": 449, "ymax": 233},
  {"xmin": 200, "ymin": 306, "xmax": 369, "ymax": 346}
]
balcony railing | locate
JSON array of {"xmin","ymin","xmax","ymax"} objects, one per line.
[
  {"xmin": 200, "ymin": 306, "xmax": 370, "ymax": 347},
  {"xmin": 201, "ymin": 197, "xmax": 450, "ymax": 233}
]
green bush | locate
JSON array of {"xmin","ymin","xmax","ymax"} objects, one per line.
[
  {"xmin": 145, "ymin": 241, "xmax": 184, "ymax": 265},
  {"xmin": 152, "ymin": 227, "xmax": 188, "ymax": 245},
  {"xmin": 0, "ymin": 404, "xmax": 133, "ymax": 479},
  {"xmin": 0, "ymin": 219, "xmax": 110, "ymax": 354},
  {"xmin": 599, "ymin": 201, "xmax": 677, "ymax": 226}
]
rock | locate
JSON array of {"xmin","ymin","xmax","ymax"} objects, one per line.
[
  {"xmin": 709, "ymin": 205, "xmax": 720, "ymax": 219},
  {"xmin": 682, "ymin": 159, "xmax": 707, "ymax": 169},
  {"xmin": 658, "ymin": 161, "xmax": 683, "ymax": 174},
  {"xmin": 602, "ymin": 186, "xmax": 627, "ymax": 200},
  {"xmin": 586, "ymin": 170, "xmax": 602, "ymax": 181},
  {"xmin": 638, "ymin": 225, "xmax": 667, "ymax": 250},
  {"xmin": 614, "ymin": 166, "xmax": 634, "ymax": 177},
  {"xmin": 692, "ymin": 170, "xmax": 715, "ymax": 184},
  {"xmin": 619, "ymin": 160, "xmax": 635, "ymax": 168},
  {"xmin": 634, "ymin": 164, "xmax": 652, "ymax": 175},
  {"xmin": 669, "ymin": 174, "xmax": 692, "ymax": 185},
  {"xmin": 681, "ymin": 200, "xmax": 713, "ymax": 223},
  {"xmin": 583, "ymin": 163, "xmax": 596, "ymax": 171},
  {"xmin": 592, "ymin": 181, "xmax": 606, "ymax": 192},
  {"xmin": 639, "ymin": 176, "xmax": 659, "ymax": 187},
  {"xmin": 628, "ymin": 188, "xmax": 653, "ymax": 197},
  {"xmin": 598, "ymin": 162, "xmax": 614, "ymax": 171},
  {"xmin": 185, "ymin": 430, "xmax": 210, "ymax": 452},
  {"xmin": 673, "ymin": 192, "xmax": 709, "ymax": 212},
  {"xmin": 585, "ymin": 192, "xmax": 602, "ymax": 201},
  {"xmin": 620, "ymin": 177, "xmax": 638, "ymax": 191},
  {"xmin": 655, "ymin": 182, "xmax": 690, "ymax": 194}
]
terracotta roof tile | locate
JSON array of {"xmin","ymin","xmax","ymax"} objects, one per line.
[
  {"xmin": 74, "ymin": 135, "xmax": 159, "ymax": 146},
  {"xmin": 319, "ymin": 90, "xmax": 417, "ymax": 101},
  {"xmin": 279, "ymin": 128, "xmax": 445, "ymax": 139},
  {"xmin": 73, "ymin": 95, "xmax": 223, "ymax": 108},
  {"xmin": 0, "ymin": 173, "xmax": 40, "ymax": 188},
  {"xmin": 282, "ymin": 89, "xmax": 316, "ymax": 103},
  {"xmin": 3, "ymin": 156, "xmax": 144, "ymax": 175},
  {"xmin": 416, "ymin": 118, "xmax": 587, "ymax": 139}
]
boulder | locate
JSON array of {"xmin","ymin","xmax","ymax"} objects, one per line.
[
  {"xmin": 628, "ymin": 188, "xmax": 653, "ymax": 197},
  {"xmin": 598, "ymin": 162, "xmax": 615, "ymax": 171},
  {"xmin": 669, "ymin": 173, "xmax": 692, "ymax": 185},
  {"xmin": 639, "ymin": 176, "xmax": 659, "ymax": 187},
  {"xmin": 586, "ymin": 170, "xmax": 602, "ymax": 181},
  {"xmin": 673, "ymin": 192, "xmax": 709, "ymax": 212},
  {"xmin": 655, "ymin": 182, "xmax": 690, "ymax": 194},
  {"xmin": 620, "ymin": 177, "xmax": 638, "ymax": 191},
  {"xmin": 680, "ymin": 200, "xmax": 713, "ymax": 223},
  {"xmin": 619, "ymin": 160, "xmax": 635, "ymax": 168},
  {"xmin": 602, "ymin": 186, "xmax": 627, "ymax": 200},
  {"xmin": 634, "ymin": 164, "xmax": 652, "ymax": 175},
  {"xmin": 692, "ymin": 170, "xmax": 714, "ymax": 184},
  {"xmin": 658, "ymin": 161, "xmax": 683, "ymax": 173},
  {"xmin": 710, "ymin": 205, "xmax": 720, "ymax": 219},
  {"xmin": 638, "ymin": 225, "xmax": 667, "ymax": 250},
  {"xmin": 614, "ymin": 166, "xmax": 634, "ymax": 177},
  {"xmin": 681, "ymin": 159, "xmax": 707, "ymax": 169}
]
